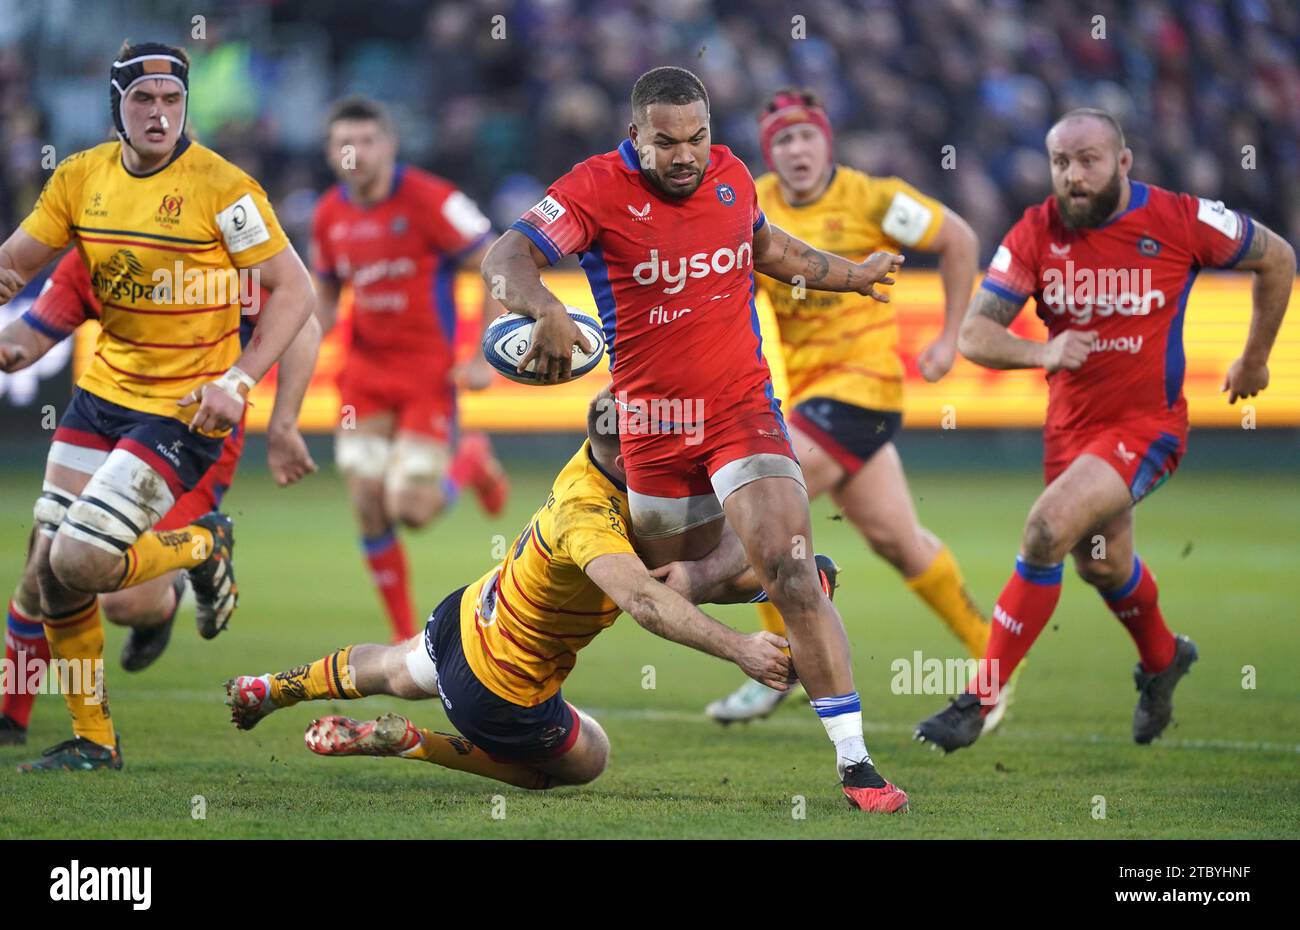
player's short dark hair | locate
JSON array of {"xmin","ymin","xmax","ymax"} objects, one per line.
[
  {"xmin": 586, "ymin": 386, "xmax": 621, "ymax": 459},
  {"xmin": 326, "ymin": 95, "xmax": 395, "ymax": 135},
  {"xmin": 116, "ymin": 39, "xmax": 190, "ymax": 68},
  {"xmin": 1055, "ymin": 108, "xmax": 1126, "ymax": 150},
  {"xmin": 631, "ymin": 67, "xmax": 709, "ymax": 122},
  {"xmin": 761, "ymin": 87, "xmax": 823, "ymax": 115}
]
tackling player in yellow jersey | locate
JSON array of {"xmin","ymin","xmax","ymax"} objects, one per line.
[
  {"xmin": 0, "ymin": 41, "xmax": 314, "ymax": 771},
  {"xmin": 226, "ymin": 390, "xmax": 910, "ymax": 813},
  {"xmin": 705, "ymin": 89, "xmax": 1005, "ymax": 725}
]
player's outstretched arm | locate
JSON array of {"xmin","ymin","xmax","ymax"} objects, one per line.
[
  {"xmin": 585, "ymin": 552, "xmax": 791, "ymax": 690},
  {"xmin": 917, "ymin": 208, "xmax": 980, "ymax": 382},
  {"xmin": 0, "ymin": 229, "xmax": 60, "ymax": 307},
  {"xmin": 480, "ymin": 229, "xmax": 591, "ymax": 383},
  {"xmin": 311, "ymin": 273, "xmax": 340, "ymax": 336},
  {"xmin": 753, "ymin": 221, "xmax": 903, "ymax": 302},
  {"xmin": 1222, "ymin": 219, "xmax": 1296, "ymax": 403},
  {"xmin": 451, "ymin": 239, "xmax": 503, "ymax": 390},
  {"xmin": 0, "ymin": 316, "xmax": 58, "ymax": 373},
  {"xmin": 649, "ymin": 520, "xmax": 761, "ymax": 605},
  {"xmin": 181, "ymin": 247, "xmax": 316, "ymax": 434},
  {"xmin": 266, "ymin": 313, "xmax": 321, "ymax": 486},
  {"xmin": 957, "ymin": 286, "xmax": 1093, "ymax": 372}
]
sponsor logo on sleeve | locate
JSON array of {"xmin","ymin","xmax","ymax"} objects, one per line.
[
  {"xmin": 990, "ymin": 244, "xmax": 1013, "ymax": 273},
  {"xmin": 442, "ymin": 190, "xmax": 491, "ymax": 239},
  {"xmin": 528, "ymin": 196, "xmax": 566, "ymax": 225},
  {"xmin": 1195, "ymin": 197, "xmax": 1241, "ymax": 239},
  {"xmin": 881, "ymin": 191, "xmax": 933, "ymax": 247},
  {"xmin": 217, "ymin": 193, "xmax": 272, "ymax": 254}
]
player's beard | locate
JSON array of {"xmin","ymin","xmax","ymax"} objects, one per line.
[
  {"xmin": 644, "ymin": 165, "xmax": 703, "ymax": 199},
  {"xmin": 1057, "ymin": 169, "xmax": 1123, "ymax": 229}
]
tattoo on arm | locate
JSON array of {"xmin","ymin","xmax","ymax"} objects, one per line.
[
  {"xmin": 1234, "ymin": 219, "xmax": 1269, "ymax": 267},
  {"xmin": 798, "ymin": 246, "xmax": 830, "ymax": 284},
  {"xmin": 969, "ymin": 287, "xmax": 1023, "ymax": 327}
]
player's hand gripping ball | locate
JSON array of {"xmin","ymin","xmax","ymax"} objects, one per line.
[{"xmin": 482, "ymin": 309, "xmax": 605, "ymax": 385}]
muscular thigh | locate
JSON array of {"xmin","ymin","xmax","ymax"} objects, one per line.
[
  {"xmin": 1026, "ymin": 453, "xmax": 1133, "ymax": 560},
  {"xmin": 786, "ymin": 424, "xmax": 845, "ymax": 498},
  {"xmin": 1070, "ymin": 507, "xmax": 1135, "ymax": 581},
  {"xmin": 833, "ymin": 442, "xmax": 920, "ymax": 539}
]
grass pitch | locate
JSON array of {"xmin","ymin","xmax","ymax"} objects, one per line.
[{"xmin": 1, "ymin": 452, "xmax": 1297, "ymax": 839}]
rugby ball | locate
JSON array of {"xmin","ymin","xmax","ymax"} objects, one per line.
[{"xmin": 482, "ymin": 309, "xmax": 606, "ymax": 385}]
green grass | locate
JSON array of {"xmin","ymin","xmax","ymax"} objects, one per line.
[{"xmin": 1, "ymin": 457, "xmax": 1297, "ymax": 838}]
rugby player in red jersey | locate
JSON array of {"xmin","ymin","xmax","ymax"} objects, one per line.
[
  {"xmin": 0, "ymin": 249, "xmax": 320, "ymax": 747},
  {"xmin": 311, "ymin": 97, "xmax": 509, "ymax": 643},
  {"xmin": 482, "ymin": 67, "xmax": 909, "ymax": 812},
  {"xmin": 915, "ymin": 109, "xmax": 1294, "ymax": 752}
]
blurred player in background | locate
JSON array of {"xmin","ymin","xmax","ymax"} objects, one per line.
[
  {"xmin": 705, "ymin": 89, "xmax": 996, "ymax": 725},
  {"xmin": 0, "ymin": 249, "xmax": 320, "ymax": 748},
  {"xmin": 311, "ymin": 97, "xmax": 509, "ymax": 643},
  {"xmin": 483, "ymin": 67, "xmax": 909, "ymax": 811},
  {"xmin": 223, "ymin": 391, "xmax": 879, "ymax": 803},
  {"xmin": 915, "ymin": 109, "xmax": 1294, "ymax": 752},
  {"xmin": 0, "ymin": 41, "xmax": 314, "ymax": 770}
]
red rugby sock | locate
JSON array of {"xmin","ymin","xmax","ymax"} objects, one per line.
[
  {"xmin": 363, "ymin": 531, "xmax": 415, "ymax": 642},
  {"xmin": 3, "ymin": 600, "xmax": 50, "ymax": 728},
  {"xmin": 1102, "ymin": 556, "xmax": 1176, "ymax": 673},
  {"xmin": 968, "ymin": 558, "xmax": 1062, "ymax": 711}
]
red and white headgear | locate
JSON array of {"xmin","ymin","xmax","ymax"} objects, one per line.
[{"xmin": 758, "ymin": 90, "xmax": 833, "ymax": 170}]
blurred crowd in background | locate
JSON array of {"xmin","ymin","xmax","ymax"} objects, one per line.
[{"xmin": 1, "ymin": 0, "xmax": 1297, "ymax": 265}]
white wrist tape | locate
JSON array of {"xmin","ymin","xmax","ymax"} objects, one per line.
[{"xmin": 211, "ymin": 366, "xmax": 256, "ymax": 403}]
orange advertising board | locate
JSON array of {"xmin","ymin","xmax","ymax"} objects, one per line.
[{"xmin": 73, "ymin": 271, "xmax": 1299, "ymax": 430}]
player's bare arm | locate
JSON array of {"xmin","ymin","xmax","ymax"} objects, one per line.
[
  {"xmin": 310, "ymin": 272, "xmax": 340, "ymax": 335},
  {"xmin": 584, "ymin": 552, "xmax": 791, "ymax": 690},
  {"xmin": 0, "ymin": 316, "xmax": 56, "ymax": 373},
  {"xmin": 753, "ymin": 220, "xmax": 903, "ymax": 302},
  {"xmin": 267, "ymin": 312, "xmax": 321, "ymax": 486},
  {"xmin": 649, "ymin": 520, "xmax": 759, "ymax": 604},
  {"xmin": 1222, "ymin": 218, "xmax": 1296, "ymax": 403},
  {"xmin": 917, "ymin": 207, "xmax": 979, "ymax": 381},
  {"xmin": 480, "ymin": 229, "xmax": 592, "ymax": 383},
  {"xmin": 180, "ymin": 246, "xmax": 315, "ymax": 435},
  {"xmin": 958, "ymin": 286, "xmax": 1093, "ymax": 372},
  {"xmin": 451, "ymin": 239, "xmax": 503, "ymax": 390},
  {"xmin": 0, "ymin": 228, "xmax": 60, "ymax": 305}
]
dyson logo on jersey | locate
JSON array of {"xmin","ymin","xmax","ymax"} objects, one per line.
[
  {"xmin": 633, "ymin": 244, "xmax": 753, "ymax": 295},
  {"xmin": 1040, "ymin": 261, "xmax": 1164, "ymax": 325}
]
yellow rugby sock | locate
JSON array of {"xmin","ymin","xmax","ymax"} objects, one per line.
[
  {"xmin": 755, "ymin": 601, "xmax": 790, "ymax": 653},
  {"xmin": 400, "ymin": 726, "xmax": 550, "ymax": 790},
  {"xmin": 118, "ymin": 526, "xmax": 215, "ymax": 589},
  {"xmin": 906, "ymin": 545, "xmax": 990, "ymax": 658},
  {"xmin": 268, "ymin": 647, "xmax": 363, "ymax": 706},
  {"xmin": 43, "ymin": 599, "xmax": 115, "ymax": 748}
]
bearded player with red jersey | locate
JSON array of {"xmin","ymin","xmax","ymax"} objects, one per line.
[
  {"xmin": 0, "ymin": 250, "xmax": 320, "ymax": 748},
  {"xmin": 915, "ymin": 109, "xmax": 1294, "ymax": 752},
  {"xmin": 483, "ymin": 67, "xmax": 910, "ymax": 813},
  {"xmin": 312, "ymin": 97, "xmax": 509, "ymax": 643}
]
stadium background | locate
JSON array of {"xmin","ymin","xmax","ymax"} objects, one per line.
[
  {"xmin": 0, "ymin": 1, "xmax": 1297, "ymax": 840},
  {"xmin": 1, "ymin": 0, "xmax": 1298, "ymax": 446}
]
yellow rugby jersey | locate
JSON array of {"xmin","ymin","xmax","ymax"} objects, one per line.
[
  {"xmin": 21, "ymin": 139, "xmax": 289, "ymax": 428},
  {"xmin": 755, "ymin": 165, "xmax": 944, "ymax": 411},
  {"xmin": 460, "ymin": 440, "xmax": 635, "ymax": 706}
]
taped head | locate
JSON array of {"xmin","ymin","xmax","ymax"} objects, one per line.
[{"xmin": 111, "ymin": 41, "xmax": 189, "ymax": 146}]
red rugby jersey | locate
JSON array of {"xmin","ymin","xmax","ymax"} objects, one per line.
[
  {"xmin": 311, "ymin": 164, "xmax": 492, "ymax": 364},
  {"xmin": 981, "ymin": 181, "xmax": 1252, "ymax": 432},
  {"xmin": 510, "ymin": 140, "xmax": 775, "ymax": 420}
]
